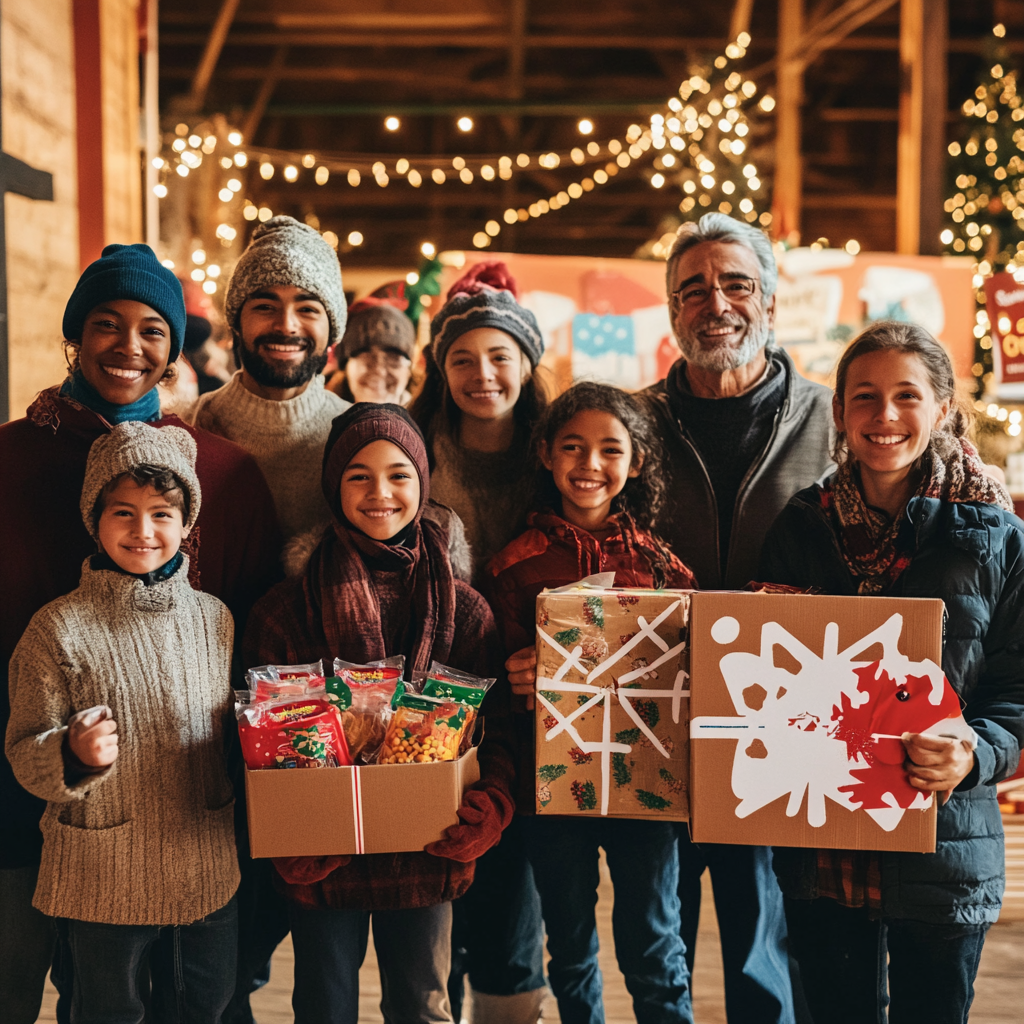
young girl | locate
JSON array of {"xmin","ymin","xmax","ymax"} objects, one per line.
[
  {"xmin": 410, "ymin": 260, "xmax": 547, "ymax": 586},
  {"xmin": 410, "ymin": 260, "xmax": 549, "ymax": 1022},
  {"xmin": 490, "ymin": 381, "xmax": 697, "ymax": 1024},
  {"xmin": 242, "ymin": 403, "xmax": 515, "ymax": 1024},
  {"xmin": 759, "ymin": 321, "xmax": 1024, "ymax": 1023}
]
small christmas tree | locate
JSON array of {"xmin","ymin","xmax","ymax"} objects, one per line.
[{"xmin": 941, "ymin": 32, "xmax": 1022, "ymax": 394}]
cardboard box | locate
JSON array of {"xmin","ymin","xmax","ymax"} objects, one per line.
[
  {"xmin": 534, "ymin": 585, "xmax": 691, "ymax": 820},
  {"xmin": 689, "ymin": 592, "xmax": 950, "ymax": 852},
  {"xmin": 244, "ymin": 746, "xmax": 480, "ymax": 857}
]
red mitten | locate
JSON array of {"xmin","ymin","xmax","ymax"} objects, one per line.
[
  {"xmin": 424, "ymin": 785, "xmax": 514, "ymax": 863},
  {"xmin": 272, "ymin": 855, "xmax": 350, "ymax": 885}
]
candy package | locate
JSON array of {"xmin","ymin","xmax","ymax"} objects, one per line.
[
  {"xmin": 327, "ymin": 657, "xmax": 405, "ymax": 764},
  {"xmin": 246, "ymin": 661, "xmax": 326, "ymax": 702},
  {"xmin": 380, "ymin": 693, "xmax": 470, "ymax": 764},
  {"xmin": 421, "ymin": 662, "xmax": 495, "ymax": 756},
  {"xmin": 237, "ymin": 693, "xmax": 351, "ymax": 769}
]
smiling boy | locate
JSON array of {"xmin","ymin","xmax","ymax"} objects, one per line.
[
  {"xmin": 193, "ymin": 216, "xmax": 351, "ymax": 541},
  {"xmin": 6, "ymin": 422, "xmax": 239, "ymax": 1022}
]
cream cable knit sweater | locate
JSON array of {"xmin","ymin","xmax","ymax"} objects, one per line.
[
  {"xmin": 192, "ymin": 372, "xmax": 350, "ymax": 541},
  {"xmin": 6, "ymin": 558, "xmax": 239, "ymax": 926}
]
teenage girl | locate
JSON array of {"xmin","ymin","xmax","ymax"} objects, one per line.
[
  {"xmin": 759, "ymin": 321, "xmax": 1024, "ymax": 1024},
  {"xmin": 491, "ymin": 381, "xmax": 697, "ymax": 1024},
  {"xmin": 410, "ymin": 261, "xmax": 549, "ymax": 1022}
]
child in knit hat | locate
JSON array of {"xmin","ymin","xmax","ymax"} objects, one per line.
[
  {"xmin": 408, "ymin": 262, "xmax": 549, "ymax": 1023},
  {"xmin": 6, "ymin": 422, "xmax": 240, "ymax": 1023}
]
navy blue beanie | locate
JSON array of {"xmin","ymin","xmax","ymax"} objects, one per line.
[{"xmin": 62, "ymin": 244, "xmax": 187, "ymax": 360}]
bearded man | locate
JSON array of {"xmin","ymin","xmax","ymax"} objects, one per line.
[
  {"xmin": 643, "ymin": 213, "xmax": 832, "ymax": 1024},
  {"xmin": 193, "ymin": 216, "xmax": 350, "ymax": 541}
]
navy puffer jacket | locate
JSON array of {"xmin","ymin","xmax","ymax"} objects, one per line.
[{"xmin": 759, "ymin": 483, "xmax": 1024, "ymax": 925}]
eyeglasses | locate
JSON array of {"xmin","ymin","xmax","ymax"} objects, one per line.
[{"xmin": 670, "ymin": 276, "xmax": 759, "ymax": 308}]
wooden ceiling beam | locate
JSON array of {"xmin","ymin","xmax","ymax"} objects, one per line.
[{"xmin": 185, "ymin": 0, "xmax": 241, "ymax": 112}]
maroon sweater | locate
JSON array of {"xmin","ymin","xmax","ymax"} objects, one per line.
[
  {"xmin": 0, "ymin": 388, "xmax": 282, "ymax": 867},
  {"xmin": 488, "ymin": 511, "xmax": 697, "ymax": 811}
]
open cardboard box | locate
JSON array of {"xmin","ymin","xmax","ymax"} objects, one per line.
[
  {"xmin": 244, "ymin": 745, "xmax": 480, "ymax": 857},
  {"xmin": 688, "ymin": 591, "xmax": 949, "ymax": 853}
]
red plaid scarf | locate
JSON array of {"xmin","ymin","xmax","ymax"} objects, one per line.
[{"xmin": 822, "ymin": 434, "xmax": 1013, "ymax": 595}]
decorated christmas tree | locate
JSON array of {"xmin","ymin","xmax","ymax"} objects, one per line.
[{"xmin": 941, "ymin": 29, "xmax": 1023, "ymax": 397}]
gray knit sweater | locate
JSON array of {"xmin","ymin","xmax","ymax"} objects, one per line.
[
  {"xmin": 192, "ymin": 371, "xmax": 350, "ymax": 541},
  {"xmin": 6, "ymin": 558, "xmax": 239, "ymax": 925}
]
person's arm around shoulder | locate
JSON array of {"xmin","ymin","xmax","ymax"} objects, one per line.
[{"xmin": 6, "ymin": 620, "xmax": 117, "ymax": 801}]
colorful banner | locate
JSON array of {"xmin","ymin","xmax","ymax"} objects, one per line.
[{"xmin": 439, "ymin": 250, "xmax": 977, "ymax": 391}]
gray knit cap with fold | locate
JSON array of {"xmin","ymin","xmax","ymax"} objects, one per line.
[
  {"xmin": 225, "ymin": 215, "xmax": 348, "ymax": 344},
  {"xmin": 81, "ymin": 422, "xmax": 201, "ymax": 540}
]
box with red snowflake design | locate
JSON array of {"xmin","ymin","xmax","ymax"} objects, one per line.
[
  {"xmin": 688, "ymin": 592, "xmax": 970, "ymax": 852},
  {"xmin": 534, "ymin": 586, "xmax": 691, "ymax": 819}
]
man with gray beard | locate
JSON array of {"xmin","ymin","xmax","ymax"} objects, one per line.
[{"xmin": 643, "ymin": 213, "xmax": 831, "ymax": 1024}]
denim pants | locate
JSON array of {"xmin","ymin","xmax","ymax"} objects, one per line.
[
  {"xmin": 784, "ymin": 896, "xmax": 990, "ymax": 1024},
  {"xmin": 449, "ymin": 816, "xmax": 547, "ymax": 1017},
  {"xmin": 676, "ymin": 827, "xmax": 795, "ymax": 1024},
  {"xmin": 222, "ymin": 854, "xmax": 291, "ymax": 1024},
  {"xmin": 61, "ymin": 895, "xmax": 238, "ymax": 1024},
  {"xmin": 0, "ymin": 863, "xmax": 56, "ymax": 1024},
  {"xmin": 289, "ymin": 900, "xmax": 454, "ymax": 1024},
  {"xmin": 525, "ymin": 816, "xmax": 693, "ymax": 1024}
]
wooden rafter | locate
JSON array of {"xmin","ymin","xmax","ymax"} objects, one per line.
[
  {"xmin": 186, "ymin": 0, "xmax": 241, "ymax": 112},
  {"xmin": 242, "ymin": 46, "xmax": 289, "ymax": 145}
]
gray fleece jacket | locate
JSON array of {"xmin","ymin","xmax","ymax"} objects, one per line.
[{"xmin": 642, "ymin": 348, "xmax": 833, "ymax": 589}]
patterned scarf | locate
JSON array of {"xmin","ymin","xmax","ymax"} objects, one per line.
[{"xmin": 823, "ymin": 433, "xmax": 1014, "ymax": 595}]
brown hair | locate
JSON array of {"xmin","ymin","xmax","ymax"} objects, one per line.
[
  {"xmin": 832, "ymin": 320, "xmax": 971, "ymax": 462},
  {"xmin": 91, "ymin": 464, "xmax": 190, "ymax": 531}
]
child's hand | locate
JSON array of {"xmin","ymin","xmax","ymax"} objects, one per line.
[
  {"xmin": 68, "ymin": 706, "xmax": 118, "ymax": 768},
  {"xmin": 506, "ymin": 647, "xmax": 537, "ymax": 710},
  {"xmin": 902, "ymin": 731, "xmax": 975, "ymax": 805}
]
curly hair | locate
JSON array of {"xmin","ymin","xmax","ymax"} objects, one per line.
[
  {"xmin": 832, "ymin": 320, "xmax": 971, "ymax": 463},
  {"xmin": 534, "ymin": 381, "xmax": 667, "ymax": 529}
]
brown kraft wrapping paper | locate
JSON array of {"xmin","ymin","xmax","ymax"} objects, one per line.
[
  {"xmin": 534, "ymin": 586, "xmax": 692, "ymax": 820},
  {"xmin": 689, "ymin": 592, "xmax": 950, "ymax": 852}
]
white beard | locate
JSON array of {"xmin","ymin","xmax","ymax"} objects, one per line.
[{"xmin": 675, "ymin": 313, "xmax": 772, "ymax": 372}]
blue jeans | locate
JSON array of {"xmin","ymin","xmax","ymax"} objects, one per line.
[
  {"xmin": 784, "ymin": 897, "xmax": 989, "ymax": 1024},
  {"xmin": 525, "ymin": 816, "xmax": 692, "ymax": 1024},
  {"xmin": 61, "ymin": 895, "xmax": 238, "ymax": 1024},
  {"xmin": 288, "ymin": 900, "xmax": 453, "ymax": 1024},
  {"xmin": 449, "ymin": 816, "xmax": 546, "ymax": 1016},
  {"xmin": 677, "ymin": 828, "xmax": 794, "ymax": 1024},
  {"xmin": 0, "ymin": 863, "xmax": 56, "ymax": 1024}
]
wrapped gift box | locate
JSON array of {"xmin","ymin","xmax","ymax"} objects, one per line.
[
  {"xmin": 534, "ymin": 583, "xmax": 692, "ymax": 820},
  {"xmin": 688, "ymin": 592, "xmax": 963, "ymax": 853}
]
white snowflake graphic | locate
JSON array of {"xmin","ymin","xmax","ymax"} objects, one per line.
[{"xmin": 690, "ymin": 613, "xmax": 954, "ymax": 832}]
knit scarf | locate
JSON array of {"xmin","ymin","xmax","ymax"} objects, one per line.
[
  {"xmin": 60, "ymin": 368, "xmax": 161, "ymax": 424},
  {"xmin": 309, "ymin": 403, "xmax": 458, "ymax": 674},
  {"xmin": 822, "ymin": 433, "xmax": 1014, "ymax": 594}
]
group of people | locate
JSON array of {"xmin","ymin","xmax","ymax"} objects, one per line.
[{"xmin": 0, "ymin": 209, "xmax": 1021, "ymax": 1024}]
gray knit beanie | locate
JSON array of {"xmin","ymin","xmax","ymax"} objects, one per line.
[
  {"xmin": 225, "ymin": 216, "xmax": 347, "ymax": 344},
  {"xmin": 430, "ymin": 261, "xmax": 544, "ymax": 370},
  {"xmin": 81, "ymin": 422, "xmax": 201, "ymax": 540},
  {"xmin": 339, "ymin": 302, "xmax": 416, "ymax": 362}
]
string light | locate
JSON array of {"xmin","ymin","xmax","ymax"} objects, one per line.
[
  {"xmin": 578, "ymin": 119, "xmax": 594, "ymax": 135},
  {"xmin": 384, "ymin": 116, "xmax": 400, "ymax": 131},
  {"xmin": 457, "ymin": 116, "xmax": 474, "ymax": 132}
]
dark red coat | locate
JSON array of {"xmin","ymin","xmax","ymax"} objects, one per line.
[
  {"xmin": 0, "ymin": 388, "xmax": 282, "ymax": 867},
  {"xmin": 488, "ymin": 511, "xmax": 697, "ymax": 811}
]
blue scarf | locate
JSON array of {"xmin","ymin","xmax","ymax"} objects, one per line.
[
  {"xmin": 91, "ymin": 550, "xmax": 184, "ymax": 587},
  {"xmin": 60, "ymin": 369, "xmax": 162, "ymax": 424}
]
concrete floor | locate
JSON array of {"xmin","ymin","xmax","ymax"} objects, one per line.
[{"xmin": 37, "ymin": 862, "xmax": 1024, "ymax": 1022}]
